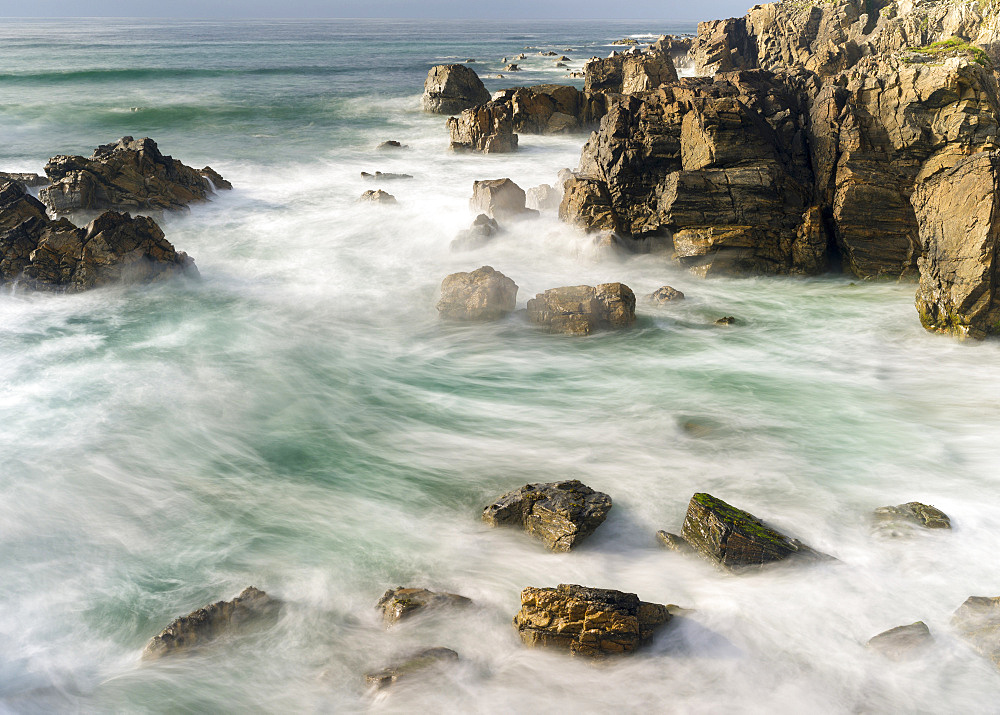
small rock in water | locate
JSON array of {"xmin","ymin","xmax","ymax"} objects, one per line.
[
  {"xmin": 715, "ymin": 316, "xmax": 736, "ymax": 325},
  {"xmin": 866, "ymin": 621, "xmax": 933, "ymax": 660},
  {"xmin": 450, "ymin": 213, "xmax": 499, "ymax": 252},
  {"xmin": 513, "ymin": 584, "xmax": 671, "ymax": 656},
  {"xmin": 470, "ymin": 178, "xmax": 537, "ymax": 221},
  {"xmin": 526, "ymin": 283, "xmax": 636, "ymax": 335},
  {"xmin": 483, "ymin": 479, "xmax": 611, "ymax": 551},
  {"xmin": 361, "ymin": 171, "xmax": 412, "ymax": 181},
  {"xmin": 555, "ymin": 62, "xmax": 567, "ymax": 68},
  {"xmin": 656, "ymin": 530, "xmax": 693, "ymax": 553},
  {"xmin": 649, "ymin": 285, "xmax": 685, "ymax": 303},
  {"xmin": 514, "ymin": 53, "xmax": 526, "ymax": 60},
  {"xmin": 142, "ymin": 586, "xmax": 278, "ymax": 660},
  {"xmin": 556, "ymin": 55, "xmax": 571, "ymax": 61},
  {"xmin": 359, "ymin": 189, "xmax": 396, "ymax": 204},
  {"xmin": 436, "ymin": 265, "xmax": 517, "ymax": 321},
  {"xmin": 504, "ymin": 64, "xmax": 520, "ymax": 72},
  {"xmin": 465, "ymin": 58, "xmax": 475, "ymax": 63},
  {"xmin": 376, "ymin": 587, "xmax": 472, "ymax": 625},
  {"xmin": 365, "ymin": 647, "xmax": 459, "ymax": 690},
  {"xmin": 681, "ymin": 492, "xmax": 832, "ymax": 571},
  {"xmin": 376, "ymin": 140, "xmax": 407, "ymax": 151},
  {"xmin": 953, "ymin": 596, "xmax": 1000, "ymax": 668},
  {"xmin": 873, "ymin": 502, "xmax": 951, "ymax": 532}
]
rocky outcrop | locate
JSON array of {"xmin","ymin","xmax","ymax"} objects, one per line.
[
  {"xmin": 513, "ymin": 584, "xmax": 671, "ymax": 656},
  {"xmin": 39, "ymin": 136, "xmax": 224, "ymax": 214},
  {"xmin": 866, "ymin": 621, "xmax": 933, "ymax": 659},
  {"xmin": 526, "ymin": 184, "xmax": 560, "ymax": 210},
  {"xmin": 953, "ymin": 596, "xmax": 1000, "ymax": 668},
  {"xmin": 648, "ymin": 285, "xmax": 685, "ymax": 303},
  {"xmin": 447, "ymin": 103, "xmax": 518, "ymax": 153},
  {"xmin": 469, "ymin": 179, "xmax": 537, "ymax": 221},
  {"xmin": 1, "ymin": 182, "xmax": 197, "ymax": 293},
  {"xmin": 436, "ymin": 266, "xmax": 517, "ymax": 321},
  {"xmin": 365, "ymin": 647, "xmax": 459, "ymax": 690},
  {"xmin": 142, "ymin": 587, "xmax": 277, "ymax": 660},
  {"xmin": 421, "ymin": 64, "xmax": 491, "ymax": 114},
  {"xmin": 376, "ymin": 587, "xmax": 472, "ymax": 625},
  {"xmin": 680, "ymin": 492, "xmax": 830, "ymax": 570},
  {"xmin": 525, "ymin": 283, "xmax": 635, "ymax": 335},
  {"xmin": 0, "ymin": 172, "xmax": 47, "ymax": 188},
  {"xmin": 198, "ymin": 166, "xmax": 231, "ymax": 190},
  {"xmin": 451, "ymin": 214, "xmax": 499, "ymax": 251},
  {"xmin": 483, "ymin": 480, "xmax": 611, "ymax": 551},
  {"xmin": 873, "ymin": 501, "xmax": 951, "ymax": 531},
  {"xmin": 585, "ymin": 50, "xmax": 679, "ymax": 94}
]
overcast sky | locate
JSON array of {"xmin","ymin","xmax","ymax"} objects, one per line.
[{"xmin": 2, "ymin": 0, "xmax": 752, "ymax": 21}]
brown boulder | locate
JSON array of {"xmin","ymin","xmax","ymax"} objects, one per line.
[
  {"xmin": 421, "ymin": 64, "xmax": 491, "ymax": 114},
  {"xmin": 436, "ymin": 265, "xmax": 517, "ymax": 321},
  {"xmin": 376, "ymin": 587, "xmax": 472, "ymax": 625},
  {"xmin": 359, "ymin": 189, "xmax": 397, "ymax": 204},
  {"xmin": 469, "ymin": 178, "xmax": 537, "ymax": 221},
  {"xmin": 450, "ymin": 214, "xmax": 499, "ymax": 252},
  {"xmin": 525, "ymin": 283, "xmax": 635, "ymax": 335},
  {"xmin": 648, "ymin": 285, "xmax": 685, "ymax": 303}
]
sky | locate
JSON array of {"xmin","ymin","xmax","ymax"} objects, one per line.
[{"xmin": 1, "ymin": 0, "xmax": 752, "ymax": 20}]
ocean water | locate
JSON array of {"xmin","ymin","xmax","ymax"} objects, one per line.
[{"xmin": 2, "ymin": 17, "xmax": 1000, "ymax": 714}]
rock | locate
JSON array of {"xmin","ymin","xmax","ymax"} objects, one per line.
[
  {"xmin": 39, "ymin": 136, "xmax": 223, "ymax": 215},
  {"xmin": 514, "ymin": 53, "xmax": 526, "ymax": 60},
  {"xmin": 649, "ymin": 285, "xmax": 685, "ymax": 303},
  {"xmin": 541, "ymin": 51, "xmax": 558, "ymax": 57},
  {"xmin": 556, "ymin": 55, "xmax": 571, "ymax": 62},
  {"xmin": 513, "ymin": 584, "xmax": 671, "ymax": 656},
  {"xmin": 867, "ymin": 621, "xmax": 933, "ymax": 660},
  {"xmin": 953, "ymin": 596, "xmax": 1000, "ymax": 668},
  {"xmin": 611, "ymin": 38, "xmax": 638, "ymax": 46},
  {"xmin": 656, "ymin": 530, "xmax": 693, "ymax": 552},
  {"xmin": 447, "ymin": 104, "xmax": 518, "ymax": 153},
  {"xmin": 421, "ymin": 64, "xmax": 491, "ymax": 114},
  {"xmin": 873, "ymin": 502, "xmax": 951, "ymax": 531},
  {"xmin": 365, "ymin": 647, "xmax": 459, "ymax": 690},
  {"xmin": 198, "ymin": 166, "xmax": 231, "ymax": 190},
  {"xmin": 466, "ymin": 59, "xmax": 475, "ymax": 63},
  {"xmin": 525, "ymin": 283, "xmax": 636, "ymax": 335},
  {"xmin": 714, "ymin": 316, "xmax": 736, "ymax": 325},
  {"xmin": 584, "ymin": 51, "xmax": 678, "ymax": 94},
  {"xmin": 469, "ymin": 178, "xmax": 537, "ymax": 221},
  {"xmin": 376, "ymin": 140, "xmax": 407, "ymax": 151},
  {"xmin": 680, "ymin": 492, "xmax": 830, "ymax": 571},
  {"xmin": 482, "ymin": 479, "xmax": 611, "ymax": 551},
  {"xmin": 505, "ymin": 64, "xmax": 521, "ymax": 72},
  {"xmin": 361, "ymin": 171, "xmax": 412, "ymax": 181},
  {"xmin": 526, "ymin": 184, "xmax": 560, "ymax": 211},
  {"xmin": 436, "ymin": 265, "xmax": 517, "ymax": 321},
  {"xmin": 450, "ymin": 214, "xmax": 499, "ymax": 252},
  {"xmin": 555, "ymin": 63, "xmax": 567, "ymax": 68},
  {"xmin": 0, "ymin": 188, "xmax": 197, "ymax": 293},
  {"xmin": 375, "ymin": 587, "xmax": 472, "ymax": 625},
  {"xmin": 359, "ymin": 189, "xmax": 396, "ymax": 204},
  {"xmin": 142, "ymin": 587, "xmax": 277, "ymax": 660},
  {"xmin": 0, "ymin": 172, "xmax": 47, "ymax": 188}
]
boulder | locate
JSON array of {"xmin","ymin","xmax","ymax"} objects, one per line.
[
  {"xmin": 361, "ymin": 171, "xmax": 412, "ymax": 181},
  {"xmin": 0, "ymin": 180, "xmax": 48, "ymax": 234},
  {"xmin": 376, "ymin": 140, "xmax": 407, "ymax": 151},
  {"xmin": 649, "ymin": 285, "xmax": 685, "ymax": 303},
  {"xmin": 953, "ymin": 596, "xmax": 1000, "ymax": 668},
  {"xmin": 873, "ymin": 502, "xmax": 951, "ymax": 531},
  {"xmin": 375, "ymin": 587, "xmax": 472, "ymax": 625},
  {"xmin": 359, "ymin": 189, "xmax": 396, "ymax": 204},
  {"xmin": 525, "ymin": 283, "xmax": 636, "ymax": 335},
  {"xmin": 469, "ymin": 178, "xmax": 537, "ymax": 221},
  {"xmin": 482, "ymin": 479, "xmax": 611, "ymax": 551},
  {"xmin": 526, "ymin": 184, "xmax": 560, "ymax": 211},
  {"xmin": 450, "ymin": 214, "xmax": 499, "ymax": 252},
  {"xmin": 866, "ymin": 621, "xmax": 933, "ymax": 660},
  {"xmin": 447, "ymin": 104, "xmax": 518, "ymax": 153},
  {"xmin": 504, "ymin": 64, "xmax": 521, "ymax": 72},
  {"xmin": 436, "ymin": 266, "xmax": 517, "ymax": 321},
  {"xmin": 680, "ymin": 492, "xmax": 830, "ymax": 571},
  {"xmin": 142, "ymin": 587, "xmax": 277, "ymax": 660},
  {"xmin": 365, "ymin": 647, "xmax": 459, "ymax": 690},
  {"xmin": 0, "ymin": 171, "xmax": 47, "ymax": 188},
  {"xmin": 39, "ymin": 136, "xmax": 224, "ymax": 214},
  {"xmin": 513, "ymin": 584, "xmax": 671, "ymax": 656},
  {"xmin": 421, "ymin": 64, "xmax": 491, "ymax": 114},
  {"xmin": 584, "ymin": 51, "xmax": 678, "ymax": 94},
  {"xmin": 714, "ymin": 316, "xmax": 736, "ymax": 325}
]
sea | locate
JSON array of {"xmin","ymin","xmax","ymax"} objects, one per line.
[{"xmin": 2, "ymin": 17, "xmax": 1000, "ymax": 714}]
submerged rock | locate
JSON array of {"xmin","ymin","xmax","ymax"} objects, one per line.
[
  {"xmin": 376, "ymin": 587, "xmax": 472, "ymax": 625},
  {"xmin": 714, "ymin": 316, "xmax": 736, "ymax": 326},
  {"xmin": 649, "ymin": 285, "xmax": 685, "ymax": 303},
  {"xmin": 450, "ymin": 214, "xmax": 499, "ymax": 252},
  {"xmin": 525, "ymin": 283, "xmax": 636, "ymax": 335},
  {"xmin": 39, "ymin": 136, "xmax": 224, "ymax": 215},
  {"xmin": 873, "ymin": 502, "xmax": 951, "ymax": 532},
  {"xmin": 482, "ymin": 479, "xmax": 611, "ymax": 551},
  {"xmin": 361, "ymin": 171, "xmax": 412, "ymax": 181},
  {"xmin": 359, "ymin": 189, "xmax": 396, "ymax": 204},
  {"xmin": 513, "ymin": 584, "xmax": 671, "ymax": 656},
  {"xmin": 680, "ymin": 492, "xmax": 830, "ymax": 571},
  {"xmin": 421, "ymin": 64, "xmax": 491, "ymax": 114},
  {"xmin": 436, "ymin": 265, "xmax": 517, "ymax": 321},
  {"xmin": 142, "ymin": 587, "xmax": 278, "ymax": 660},
  {"xmin": 953, "ymin": 596, "xmax": 1000, "ymax": 669},
  {"xmin": 365, "ymin": 647, "xmax": 459, "ymax": 690},
  {"xmin": 469, "ymin": 179, "xmax": 537, "ymax": 221},
  {"xmin": 867, "ymin": 621, "xmax": 933, "ymax": 660}
]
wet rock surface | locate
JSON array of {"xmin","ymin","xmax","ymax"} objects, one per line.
[
  {"xmin": 376, "ymin": 587, "xmax": 472, "ymax": 625},
  {"xmin": 421, "ymin": 64, "xmax": 490, "ymax": 114},
  {"xmin": 450, "ymin": 213, "xmax": 499, "ymax": 251},
  {"xmin": 513, "ymin": 584, "xmax": 671, "ymax": 656},
  {"xmin": 142, "ymin": 587, "xmax": 277, "ymax": 660},
  {"xmin": 649, "ymin": 285, "xmax": 685, "ymax": 303},
  {"xmin": 525, "ymin": 283, "xmax": 635, "ymax": 335},
  {"xmin": 436, "ymin": 265, "xmax": 517, "ymax": 321},
  {"xmin": 359, "ymin": 189, "xmax": 397, "ymax": 204},
  {"xmin": 866, "ymin": 621, "xmax": 933, "ymax": 660},
  {"xmin": 953, "ymin": 596, "xmax": 1000, "ymax": 668},
  {"xmin": 365, "ymin": 647, "xmax": 459, "ymax": 690},
  {"xmin": 873, "ymin": 502, "xmax": 951, "ymax": 532},
  {"xmin": 483, "ymin": 480, "xmax": 611, "ymax": 551},
  {"xmin": 656, "ymin": 530, "xmax": 694, "ymax": 552}
]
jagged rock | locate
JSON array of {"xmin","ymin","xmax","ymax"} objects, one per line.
[
  {"xmin": 953, "ymin": 596, "xmax": 1000, "ymax": 668},
  {"xmin": 361, "ymin": 171, "xmax": 412, "ymax": 181},
  {"xmin": 365, "ymin": 647, "xmax": 459, "ymax": 690},
  {"xmin": 482, "ymin": 479, "xmax": 611, "ymax": 551},
  {"xmin": 436, "ymin": 265, "xmax": 517, "ymax": 321},
  {"xmin": 375, "ymin": 587, "xmax": 472, "ymax": 625},
  {"xmin": 649, "ymin": 285, "xmax": 685, "ymax": 303},
  {"xmin": 525, "ymin": 283, "xmax": 635, "ymax": 335},
  {"xmin": 376, "ymin": 140, "xmax": 407, "ymax": 151},
  {"xmin": 39, "ymin": 136, "xmax": 223, "ymax": 214},
  {"xmin": 447, "ymin": 104, "xmax": 518, "ymax": 153},
  {"xmin": 867, "ymin": 621, "xmax": 933, "ymax": 659},
  {"xmin": 526, "ymin": 184, "xmax": 560, "ymax": 211},
  {"xmin": 198, "ymin": 166, "xmax": 231, "ymax": 190},
  {"xmin": 0, "ymin": 172, "xmax": 47, "ymax": 188},
  {"xmin": 513, "ymin": 584, "xmax": 671, "ymax": 656},
  {"xmin": 359, "ymin": 189, "xmax": 396, "ymax": 204},
  {"xmin": 656, "ymin": 530, "xmax": 693, "ymax": 552},
  {"xmin": 421, "ymin": 64, "xmax": 491, "ymax": 114},
  {"xmin": 142, "ymin": 587, "xmax": 277, "ymax": 660},
  {"xmin": 469, "ymin": 178, "xmax": 537, "ymax": 221},
  {"xmin": 873, "ymin": 502, "xmax": 951, "ymax": 531},
  {"xmin": 1, "ymin": 185, "xmax": 197, "ymax": 293},
  {"xmin": 450, "ymin": 214, "xmax": 499, "ymax": 251},
  {"xmin": 559, "ymin": 175, "xmax": 619, "ymax": 233},
  {"xmin": 680, "ymin": 492, "xmax": 830, "ymax": 571},
  {"xmin": 584, "ymin": 50, "xmax": 678, "ymax": 93},
  {"xmin": 504, "ymin": 64, "xmax": 521, "ymax": 72}
]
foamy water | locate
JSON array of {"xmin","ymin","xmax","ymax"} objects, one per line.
[{"xmin": 1, "ymin": 18, "xmax": 999, "ymax": 714}]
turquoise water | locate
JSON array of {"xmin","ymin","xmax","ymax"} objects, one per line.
[{"xmin": 2, "ymin": 18, "xmax": 1000, "ymax": 713}]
